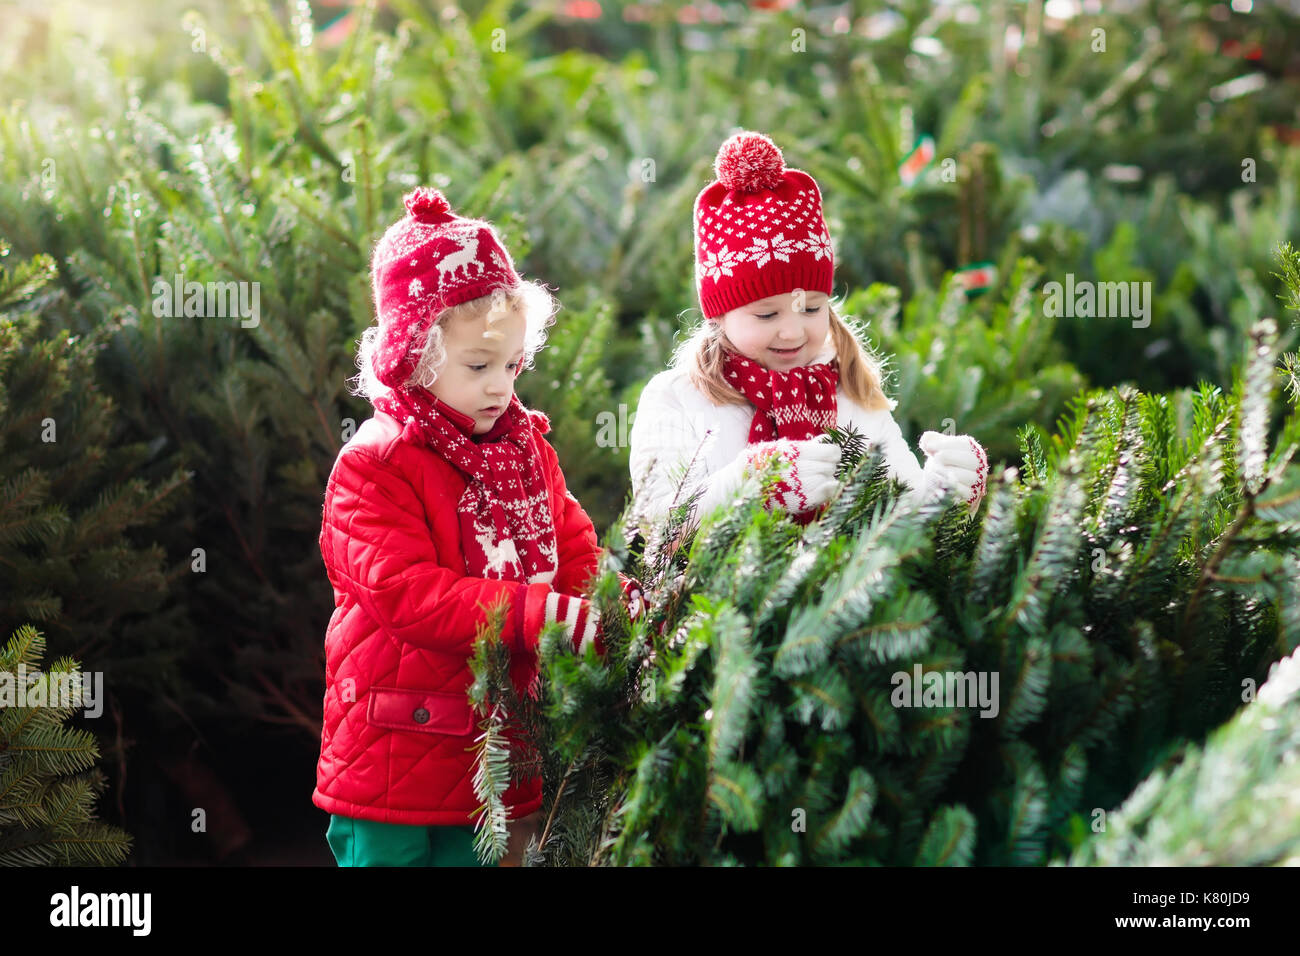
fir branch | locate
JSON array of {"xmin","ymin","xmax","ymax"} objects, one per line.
[
  {"xmin": 914, "ymin": 804, "xmax": 977, "ymax": 866},
  {"xmin": 469, "ymin": 702, "xmax": 512, "ymax": 866},
  {"xmin": 707, "ymin": 605, "xmax": 761, "ymax": 768}
]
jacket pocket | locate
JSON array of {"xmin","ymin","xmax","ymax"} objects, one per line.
[{"xmin": 366, "ymin": 686, "xmax": 478, "ymax": 736}]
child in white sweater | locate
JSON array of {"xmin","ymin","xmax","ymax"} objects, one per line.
[{"xmin": 629, "ymin": 130, "xmax": 988, "ymax": 532}]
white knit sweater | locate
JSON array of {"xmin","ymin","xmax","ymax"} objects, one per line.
[{"xmin": 628, "ymin": 339, "xmax": 928, "ymax": 527}]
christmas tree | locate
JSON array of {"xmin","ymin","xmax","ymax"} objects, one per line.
[
  {"xmin": 0, "ymin": 240, "xmax": 194, "ymax": 712},
  {"xmin": 0, "ymin": 624, "xmax": 133, "ymax": 865},
  {"xmin": 1067, "ymin": 646, "xmax": 1300, "ymax": 866},
  {"xmin": 472, "ymin": 299, "xmax": 1300, "ymax": 865}
]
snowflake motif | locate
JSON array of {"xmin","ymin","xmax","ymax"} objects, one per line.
[
  {"xmin": 701, "ymin": 247, "xmax": 741, "ymax": 282},
  {"xmin": 741, "ymin": 233, "xmax": 799, "ymax": 268},
  {"xmin": 409, "ymin": 278, "xmax": 424, "ymax": 298},
  {"xmin": 800, "ymin": 229, "xmax": 834, "ymax": 261},
  {"xmin": 489, "ymin": 249, "xmax": 507, "ymax": 271}
]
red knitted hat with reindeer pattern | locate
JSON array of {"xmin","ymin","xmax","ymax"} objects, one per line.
[
  {"xmin": 693, "ymin": 131, "xmax": 834, "ymax": 319},
  {"xmin": 371, "ymin": 187, "xmax": 522, "ymax": 389}
]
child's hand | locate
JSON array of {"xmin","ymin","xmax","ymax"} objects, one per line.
[
  {"xmin": 544, "ymin": 592, "xmax": 604, "ymax": 656},
  {"xmin": 918, "ymin": 431, "xmax": 988, "ymax": 514},
  {"xmin": 743, "ymin": 437, "xmax": 842, "ymax": 515}
]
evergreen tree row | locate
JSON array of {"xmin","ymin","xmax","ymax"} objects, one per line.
[{"xmin": 475, "ymin": 302, "xmax": 1300, "ymax": 865}]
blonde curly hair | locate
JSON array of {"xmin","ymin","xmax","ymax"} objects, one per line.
[
  {"xmin": 675, "ymin": 298, "xmax": 894, "ymax": 412},
  {"xmin": 348, "ymin": 279, "xmax": 559, "ymax": 402}
]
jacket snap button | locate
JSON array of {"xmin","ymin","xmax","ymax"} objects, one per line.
[{"xmin": 412, "ymin": 707, "xmax": 430, "ymax": 724}]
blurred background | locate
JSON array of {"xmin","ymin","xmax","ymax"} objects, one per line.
[{"xmin": 1, "ymin": 0, "xmax": 1298, "ymax": 864}]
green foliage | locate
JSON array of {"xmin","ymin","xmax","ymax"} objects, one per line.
[
  {"xmin": 0, "ymin": 625, "xmax": 133, "ymax": 865},
  {"xmin": 495, "ymin": 315, "xmax": 1300, "ymax": 865},
  {"xmin": 0, "ymin": 242, "xmax": 191, "ymax": 703},
  {"xmin": 466, "ymin": 600, "xmax": 517, "ymax": 866},
  {"xmin": 2, "ymin": 0, "xmax": 1298, "ymax": 734},
  {"xmin": 851, "ymin": 257, "xmax": 1087, "ymax": 465},
  {"xmin": 1066, "ymin": 645, "xmax": 1300, "ymax": 866},
  {"xmin": 3, "ymin": 0, "xmax": 1300, "ymax": 861}
]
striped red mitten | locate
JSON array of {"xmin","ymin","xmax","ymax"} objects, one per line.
[{"xmin": 544, "ymin": 591, "xmax": 605, "ymax": 656}]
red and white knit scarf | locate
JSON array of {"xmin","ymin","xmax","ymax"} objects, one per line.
[
  {"xmin": 721, "ymin": 347, "xmax": 840, "ymax": 443},
  {"xmin": 372, "ymin": 387, "xmax": 557, "ymax": 584}
]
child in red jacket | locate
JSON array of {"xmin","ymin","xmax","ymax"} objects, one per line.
[{"xmin": 314, "ymin": 187, "xmax": 605, "ymax": 866}]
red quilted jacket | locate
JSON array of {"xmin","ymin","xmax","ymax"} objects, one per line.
[{"xmin": 313, "ymin": 407, "xmax": 601, "ymax": 826}]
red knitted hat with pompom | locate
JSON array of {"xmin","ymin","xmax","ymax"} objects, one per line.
[
  {"xmin": 693, "ymin": 131, "xmax": 834, "ymax": 319},
  {"xmin": 370, "ymin": 186, "xmax": 522, "ymax": 389}
]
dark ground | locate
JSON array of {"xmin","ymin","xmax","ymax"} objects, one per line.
[{"xmin": 109, "ymin": 722, "xmax": 336, "ymax": 867}]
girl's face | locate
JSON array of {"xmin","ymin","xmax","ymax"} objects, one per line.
[
  {"xmin": 717, "ymin": 289, "xmax": 830, "ymax": 370},
  {"xmin": 429, "ymin": 302, "xmax": 526, "ymax": 435}
]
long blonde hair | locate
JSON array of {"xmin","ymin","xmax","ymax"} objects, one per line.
[{"xmin": 677, "ymin": 301, "xmax": 894, "ymax": 412}]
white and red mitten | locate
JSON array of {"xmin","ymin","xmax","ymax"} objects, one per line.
[
  {"xmin": 918, "ymin": 431, "xmax": 989, "ymax": 514},
  {"xmin": 740, "ymin": 438, "xmax": 842, "ymax": 514},
  {"xmin": 694, "ymin": 437, "xmax": 841, "ymax": 517},
  {"xmin": 543, "ymin": 592, "xmax": 605, "ymax": 655}
]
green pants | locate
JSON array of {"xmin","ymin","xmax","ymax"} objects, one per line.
[{"xmin": 327, "ymin": 814, "xmax": 487, "ymax": 867}]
